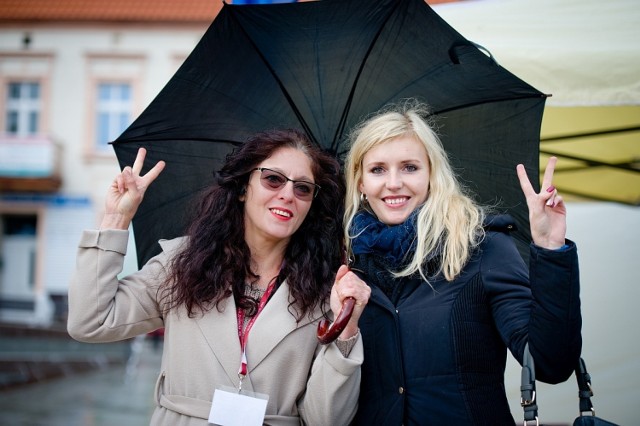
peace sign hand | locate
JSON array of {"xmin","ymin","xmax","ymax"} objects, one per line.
[
  {"xmin": 101, "ymin": 148, "xmax": 166, "ymax": 230},
  {"xmin": 516, "ymin": 156, "xmax": 567, "ymax": 250}
]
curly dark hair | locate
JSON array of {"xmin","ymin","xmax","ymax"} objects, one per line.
[{"xmin": 160, "ymin": 129, "xmax": 345, "ymax": 321}]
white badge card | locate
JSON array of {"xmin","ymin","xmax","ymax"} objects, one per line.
[{"xmin": 209, "ymin": 386, "xmax": 269, "ymax": 426}]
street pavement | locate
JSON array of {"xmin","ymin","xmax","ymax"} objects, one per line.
[{"xmin": 0, "ymin": 336, "xmax": 162, "ymax": 426}]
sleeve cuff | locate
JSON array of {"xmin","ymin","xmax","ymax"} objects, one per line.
[
  {"xmin": 335, "ymin": 329, "xmax": 360, "ymax": 357},
  {"xmin": 78, "ymin": 229, "xmax": 129, "ymax": 254},
  {"xmin": 532, "ymin": 239, "xmax": 576, "ymax": 253}
]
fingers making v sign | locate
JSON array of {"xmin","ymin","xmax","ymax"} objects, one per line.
[
  {"xmin": 516, "ymin": 156, "xmax": 567, "ymax": 250},
  {"xmin": 101, "ymin": 148, "xmax": 166, "ymax": 230}
]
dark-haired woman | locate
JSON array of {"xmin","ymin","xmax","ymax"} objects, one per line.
[{"xmin": 67, "ymin": 129, "xmax": 370, "ymax": 426}]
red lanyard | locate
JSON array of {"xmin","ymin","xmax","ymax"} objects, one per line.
[{"xmin": 236, "ymin": 280, "xmax": 276, "ymax": 378}]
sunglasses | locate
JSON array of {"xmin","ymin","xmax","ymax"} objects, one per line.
[{"xmin": 252, "ymin": 167, "xmax": 321, "ymax": 201}]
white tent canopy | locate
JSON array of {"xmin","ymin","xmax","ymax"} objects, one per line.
[
  {"xmin": 433, "ymin": 3, "xmax": 638, "ymax": 425},
  {"xmin": 433, "ymin": 0, "xmax": 640, "ymax": 106}
]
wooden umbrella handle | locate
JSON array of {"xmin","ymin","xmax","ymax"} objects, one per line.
[{"xmin": 316, "ymin": 297, "xmax": 356, "ymax": 345}]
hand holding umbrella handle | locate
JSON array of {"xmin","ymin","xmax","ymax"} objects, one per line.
[{"xmin": 316, "ymin": 297, "xmax": 355, "ymax": 345}]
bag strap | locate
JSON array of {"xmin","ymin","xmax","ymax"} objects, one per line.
[
  {"xmin": 520, "ymin": 343, "xmax": 539, "ymax": 425},
  {"xmin": 575, "ymin": 357, "xmax": 596, "ymax": 416},
  {"xmin": 521, "ymin": 343, "xmax": 600, "ymax": 425}
]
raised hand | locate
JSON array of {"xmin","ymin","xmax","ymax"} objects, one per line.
[
  {"xmin": 101, "ymin": 148, "xmax": 165, "ymax": 230},
  {"xmin": 516, "ymin": 156, "xmax": 567, "ymax": 249}
]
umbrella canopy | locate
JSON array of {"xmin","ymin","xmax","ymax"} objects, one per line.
[{"xmin": 113, "ymin": 0, "xmax": 547, "ymax": 268}]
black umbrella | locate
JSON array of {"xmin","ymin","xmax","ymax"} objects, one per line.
[{"xmin": 113, "ymin": 0, "xmax": 546, "ymax": 269}]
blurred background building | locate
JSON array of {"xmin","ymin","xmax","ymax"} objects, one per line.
[{"xmin": 0, "ymin": 0, "xmax": 226, "ymax": 328}]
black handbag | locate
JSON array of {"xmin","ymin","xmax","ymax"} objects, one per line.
[{"xmin": 520, "ymin": 343, "xmax": 620, "ymax": 426}]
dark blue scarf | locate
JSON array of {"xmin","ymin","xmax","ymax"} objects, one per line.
[{"xmin": 350, "ymin": 209, "xmax": 419, "ymax": 265}]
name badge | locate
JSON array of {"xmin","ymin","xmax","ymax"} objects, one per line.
[{"xmin": 209, "ymin": 386, "xmax": 269, "ymax": 426}]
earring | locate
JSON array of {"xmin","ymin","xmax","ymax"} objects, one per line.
[{"xmin": 359, "ymin": 192, "xmax": 367, "ymax": 204}]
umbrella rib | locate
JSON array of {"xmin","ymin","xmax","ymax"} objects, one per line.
[
  {"xmin": 111, "ymin": 137, "xmax": 243, "ymax": 147},
  {"xmin": 332, "ymin": 0, "xmax": 402, "ymax": 153},
  {"xmin": 540, "ymin": 125, "xmax": 640, "ymax": 142},
  {"xmin": 540, "ymin": 150, "xmax": 640, "ymax": 173},
  {"xmin": 434, "ymin": 95, "xmax": 548, "ymax": 117},
  {"xmin": 549, "ymin": 187, "xmax": 639, "ymax": 206},
  {"xmin": 227, "ymin": 7, "xmax": 316, "ymax": 146}
]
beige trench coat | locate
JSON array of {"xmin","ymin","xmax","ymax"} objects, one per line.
[{"xmin": 67, "ymin": 229, "xmax": 363, "ymax": 426}]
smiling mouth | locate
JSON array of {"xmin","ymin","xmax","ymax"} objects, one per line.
[
  {"xmin": 270, "ymin": 208, "xmax": 292, "ymax": 218},
  {"xmin": 384, "ymin": 197, "xmax": 408, "ymax": 205}
]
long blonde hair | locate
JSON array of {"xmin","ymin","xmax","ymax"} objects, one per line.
[{"xmin": 344, "ymin": 100, "xmax": 485, "ymax": 281}]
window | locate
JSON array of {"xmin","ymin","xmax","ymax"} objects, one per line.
[
  {"xmin": 95, "ymin": 82, "xmax": 132, "ymax": 151},
  {"xmin": 5, "ymin": 81, "xmax": 41, "ymax": 136},
  {"xmin": 85, "ymin": 54, "xmax": 143, "ymax": 156}
]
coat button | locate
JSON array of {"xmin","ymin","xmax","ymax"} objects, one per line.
[{"xmin": 398, "ymin": 386, "xmax": 404, "ymax": 394}]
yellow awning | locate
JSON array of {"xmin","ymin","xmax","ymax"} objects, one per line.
[{"xmin": 541, "ymin": 106, "xmax": 640, "ymax": 205}]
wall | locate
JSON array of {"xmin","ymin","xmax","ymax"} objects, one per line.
[
  {"xmin": 0, "ymin": 22, "xmax": 207, "ymax": 324},
  {"xmin": 505, "ymin": 202, "xmax": 639, "ymax": 425}
]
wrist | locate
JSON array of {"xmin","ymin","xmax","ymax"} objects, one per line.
[
  {"xmin": 100, "ymin": 213, "xmax": 132, "ymax": 230},
  {"xmin": 532, "ymin": 237, "xmax": 565, "ymax": 251},
  {"xmin": 338, "ymin": 324, "xmax": 359, "ymax": 340}
]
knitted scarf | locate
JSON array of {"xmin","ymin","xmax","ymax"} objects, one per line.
[{"xmin": 350, "ymin": 209, "xmax": 419, "ymax": 265}]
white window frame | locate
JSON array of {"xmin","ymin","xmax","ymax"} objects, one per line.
[
  {"xmin": 5, "ymin": 81, "xmax": 42, "ymax": 137},
  {"xmin": 0, "ymin": 53, "xmax": 52, "ymax": 139},
  {"xmin": 94, "ymin": 81, "xmax": 133, "ymax": 152},
  {"xmin": 85, "ymin": 53, "xmax": 144, "ymax": 158}
]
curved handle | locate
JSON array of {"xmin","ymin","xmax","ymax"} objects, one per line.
[{"xmin": 316, "ymin": 297, "xmax": 355, "ymax": 345}]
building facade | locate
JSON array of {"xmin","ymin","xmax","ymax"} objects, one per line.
[{"xmin": 0, "ymin": 0, "xmax": 219, "ymax": 325}]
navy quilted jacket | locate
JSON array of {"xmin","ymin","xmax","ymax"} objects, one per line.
[{"xmin": 351, "ymin": 220, "xmax": 582, "ymax": 425}]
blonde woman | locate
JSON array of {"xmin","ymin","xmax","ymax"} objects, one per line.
[{"xmin": 344, "ymin": 101, "xmax": 581, "ymax": 425}]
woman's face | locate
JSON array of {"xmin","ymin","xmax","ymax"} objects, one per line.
[
  {"xmin": 243, "ymin": 147, "xmax": 315, "ymax": 248},
  {"xmin": 358, "ymin": 135, "xmax": 430, "ymax": 225}
]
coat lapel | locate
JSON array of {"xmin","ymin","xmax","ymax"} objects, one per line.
[
  {"xmin": 194, "ymin": 281, "xmax": 325, "ymax": 385},
  {"xmin": 246, "ymin": 280, "xmax": 323, "ymax": 373},
  {"xmin": 370, "ymin": 284, "xmax": 396, "ymax": 313},
  {"xmin": 195, "ymin": 297, "xmax": 242, "ymax": 386}
]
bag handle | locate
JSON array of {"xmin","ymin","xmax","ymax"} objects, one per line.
[{"xmin": 520, "ymin": 343, "xmax": 607, "ymax": 425}]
